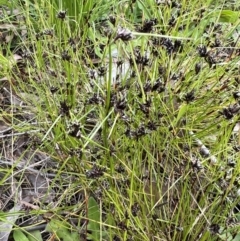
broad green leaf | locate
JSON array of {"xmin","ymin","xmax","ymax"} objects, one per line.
[
  {"xmin": 0, "ymin": 205, "xmax": 22, "ymax": 241},
  {"xmin": 13, "ymin": 230, "xmax": 29, "ymax": 241},
  {"xmin": 220, "ymin": 10, "xmax": 240, "ymax": 23},
  {"xmin": 0, "ymin": 0, "xmax": 12, "ymax": 7},
  {"xmin": 70, "ymin": 231, "xmax": 79, "ymax": 240},
  {"xmin": 45, "ymin": 218, "xmax": 61, "ymax": 232},
  {"xmin": 46, "ymin": 219, "xmax": 78, "ymax": 241},
  {"xmin": 87, "ymin": 28, "xmax": 103, "ymax": 59},
  {"xmin": 233, "ymin": 233, "xmax": 240, "ymax": 241},
  {"xmin": 54, "ymin": 228, "xmax": 76, "ymax": 241},
  {"xmin": 87, "ymin": 197, "xmax": 100, "ymax": 241},
  {"xmin": 174, "ymin": 103, "xmax": 188, "ymax": 126},
  {"xmin": 218, "ymin": 226, "xmax": 233, "ymax": 241},
  {"xmin": 214, "ymin": 10, "xmax": 240, "ymax": 23},
  {"xmin": 27, "ymin": 230, "xmax": 43, "ymax": 241},
  {"xmin": 136, "ymin": 0, "xmax": 151, "ymax": 18}
]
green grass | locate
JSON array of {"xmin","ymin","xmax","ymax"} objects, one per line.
[{"xmin": 0, "ymin": 0, "xmax": 240, "ymax": 240}]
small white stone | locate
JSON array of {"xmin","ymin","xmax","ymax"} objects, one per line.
[
  {"xmin": 200, "ymin": 145, "xmax": 210, "ymax": 156},
  {"xmin": 237, "ymin": 189, "xmax": 240, "ymax": 197},
  {"xmin": 210, "ymin": 155, "xmax": 217, "ymax": 164}
]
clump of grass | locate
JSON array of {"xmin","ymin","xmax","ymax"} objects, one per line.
[{"xmin": 0, "ymin": 0, "xmax": 240, "ymax": 240}]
